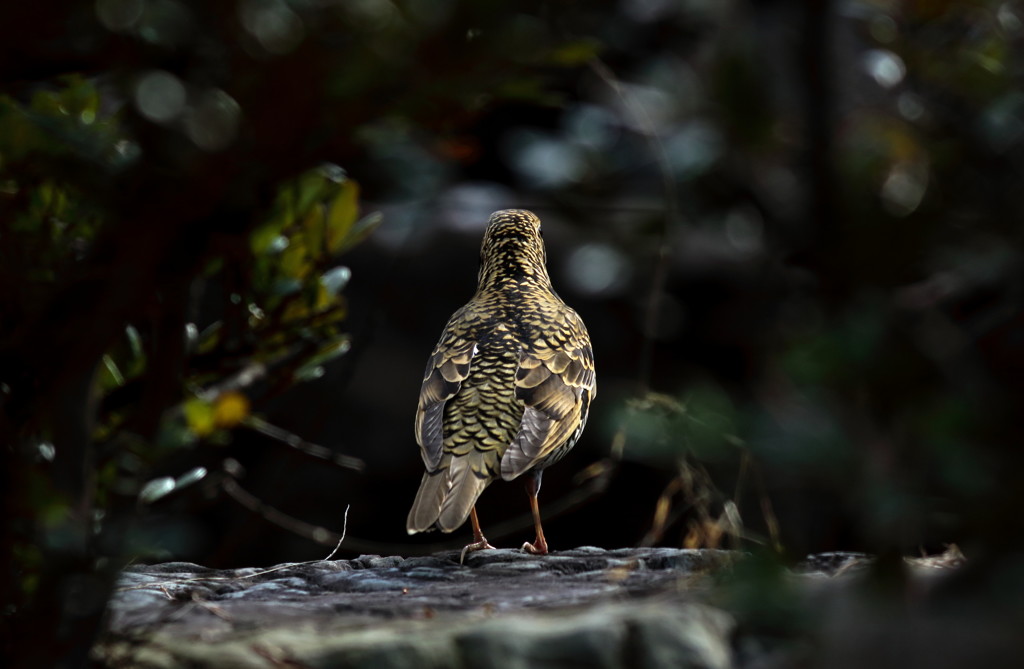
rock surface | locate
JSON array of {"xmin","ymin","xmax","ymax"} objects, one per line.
[
  {"xmin": 101, "ymin": 547, "xmax": 737, "ymax": 668},
  {"xmin": 99, "ymin": 545, "xmax": 1014, "ymax": 669}
]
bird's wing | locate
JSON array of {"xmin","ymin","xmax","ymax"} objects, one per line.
[
  {"xmin": 501, "ymin": 308, "xmax": 595, "ymax": 480},
  {"xmin": 415, "ymin": 309, "xmax": 478, "ymax": 471}
]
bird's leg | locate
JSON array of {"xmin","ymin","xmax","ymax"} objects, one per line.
[
  {"xmin": 459, "ymin": 506, "xmax": 495, "ymax": 564},
  {"xmin": 521, "ymin": 470, "xmax": 549, "ymax": 555}
]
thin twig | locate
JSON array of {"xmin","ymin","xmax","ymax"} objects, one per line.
[{"xmin": 243, "ymin": 415, "xmax": 365, "ymax": 471}]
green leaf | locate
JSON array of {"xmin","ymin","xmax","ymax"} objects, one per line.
[
  {"xmin": 254, "ymin": 165, "xmax": 340, "ymax": 254},
  {"xmin": 326, "ymin": 179, "xmax": 360, "ymax": 253},
  {"xmin": 251, "ymin": 221, "xmax": 285, "ymax": 254},
  {"xmin": 290, "ymin": 169, "xmax": 334, "ymax": 220}
]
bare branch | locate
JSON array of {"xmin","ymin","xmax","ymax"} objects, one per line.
[{"xmin": 243, "ymin": 416, "xmax": 365, "ymax": 472}]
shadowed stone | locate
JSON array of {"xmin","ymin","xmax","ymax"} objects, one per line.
[
  {"xmin": 101, "ymin": 548, "xmax": 735, "ymax": 668},
  {"xmin": 99, "ymin": 546, "xmax": 983, "ymax": 669}
]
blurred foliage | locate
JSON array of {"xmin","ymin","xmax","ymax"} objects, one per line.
[
  {"xmin": 559, "ymin": 0, "xmax": 1024, "ymax": 563},
  {"xmin": 0, "ymin": 77, "xmax": 118, "ymax": 311},
  {"xmin": 0, "ymin": 70, "xmax": 377, "ymax": 567}
]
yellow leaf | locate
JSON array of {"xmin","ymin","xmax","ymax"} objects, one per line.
[
  {"xmin": 314, "ymin": 281, "xmax": 334, "ymax": 311},
  {"xmin": 214, "ymin": 391, "xmax": 251, "ymax": 429}
]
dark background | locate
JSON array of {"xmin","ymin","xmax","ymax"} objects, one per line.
[{"xmin": 3, "ymin": 0, "xmax": 1024, "ymax": 665}]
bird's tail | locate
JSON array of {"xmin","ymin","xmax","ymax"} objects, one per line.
[
  {"xmin": 406, "ymin": 469, "xmax": 449, "ymax": 534},
  {"xmin": 406, "ymin": 456, "xmax": 490, "ymax": 534},
  {"xmin": 437, "ymin": 456, "xmax": 489, "ymax": 532}
]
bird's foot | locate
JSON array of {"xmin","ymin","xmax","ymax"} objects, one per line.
[
  {"xmin": 459, "ymin": 539, "xmax": 495, "ymax": 564},
  {"xmin": 521, "ymin": 538, "xmax": 549, "ymax": 555}
]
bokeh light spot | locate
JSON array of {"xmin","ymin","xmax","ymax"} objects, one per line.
[
  {"xmin": 724, "ymin": 206, "xmax": 763, "ymax": 254},
  {"xmin": 666, "ymin": 121, "xmax": 722, "ymax": 180},
  {"xmin": 565, "ymin": 243, "xmax": 630, "ymax": 296},
  {"xmin": 503, "ymin": 129, "xmax": 585, "ymax": 189},
  {"xmin": 881, "ymin": 163, "xmax": 928, "ymax": 217},
  {"xmin": 898, "ymin": 92, "xmax": 925, "ymax": 121},
  {"xmin": 565, "ymin": 103, "xmax": 620, "ymax": 151},
  {"xmin": 184, "ymin": 89, "xmax": 241, "ymax": 151},
  {"xmin": 863, "ymin": 49, "xmax": 906, "ymax": 89},
  {"xmin": 980, "ymin": 93, "xmax": 1024, "ymax": 153},
  {"xmin": 134, "ymin": 70, "xmax": 186, "ymax": 124}
]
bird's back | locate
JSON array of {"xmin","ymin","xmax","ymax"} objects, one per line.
[
  {"xmin": 438, "ymin": 302, "xmax": 526, "ymax": 480},
  {"xmin": 407, "ymin": 209, "xmax": 595, "ymax": 537}
]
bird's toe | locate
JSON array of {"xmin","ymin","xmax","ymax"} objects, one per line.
[
  {"xmin": 459, "ymin": 540, "xmax": 496, "ymax": 564},
  {"xmin": 521, "ymin": 540, "xmax": 549, "ymax": 555}
]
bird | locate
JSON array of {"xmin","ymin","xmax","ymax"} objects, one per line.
[{"xmin": 406, "ymin": 209, "xmax": 596, "ymax": 558}]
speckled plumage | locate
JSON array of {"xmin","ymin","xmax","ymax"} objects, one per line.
[{"xmin": 406, "ymin": 209, "xmax": 596, "ymax": 554}]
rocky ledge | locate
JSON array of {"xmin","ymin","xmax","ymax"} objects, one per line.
[
  {"xmin": 101, "ymin": 547, "xmax": 734, "ymax": 668},
  {"xmin": 97, "ymin": 546, "xmax": 1012, "ymax": 669}
]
